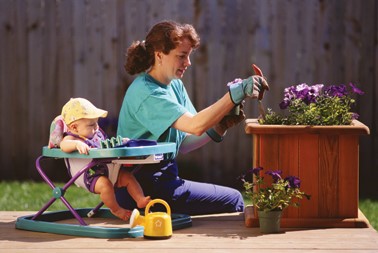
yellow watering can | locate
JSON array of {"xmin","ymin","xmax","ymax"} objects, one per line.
[{"xmin": 130, "ymin": 199, "xmax": 172, "ymax": 239}]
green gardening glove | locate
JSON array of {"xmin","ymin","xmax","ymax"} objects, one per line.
[{"xmin": 228, "ymin": 76, "xmax": 268, "ymax": 105}]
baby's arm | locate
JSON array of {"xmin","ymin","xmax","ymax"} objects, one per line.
[{"xmin": 60, "ymin": 135, "xmax": 90, "ymax": 154}]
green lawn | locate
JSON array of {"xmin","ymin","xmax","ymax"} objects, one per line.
[
  {"xmin": 359, "ymin": 198, "xmax": 378, "ymax": 230},
  {"xmin": 0, "ymin": 181, "xmax": 100, "ymax": 211},
  {"xmin": 1, "ymin": 181, "xmax": 377, "ymax": 231}
]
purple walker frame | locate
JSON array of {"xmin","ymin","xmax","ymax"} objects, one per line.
[{"xmin": 33, "ymin": 156, "xmax": 114, "ymax": 225}]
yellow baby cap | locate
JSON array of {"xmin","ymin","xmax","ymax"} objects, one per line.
[{"xmin": 61, "ymin": 97, "xmax": 108, "ymax": 125}]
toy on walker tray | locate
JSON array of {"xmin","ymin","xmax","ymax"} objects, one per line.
[
  {"xmin": 130, "ymin": 199, "xmax": 173, "ymax": 239},
  {"xmin": 100, "ymin": 136, "xmax": 158, "ymax": 149}
]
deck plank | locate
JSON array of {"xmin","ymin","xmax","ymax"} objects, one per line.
[{"xmin": 1, "ymin": 211, "xmax": 378, "ymax": 252}]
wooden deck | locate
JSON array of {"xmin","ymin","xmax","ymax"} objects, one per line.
[{"xmin": 1, "ymin": 211, "xmax": 378, "ymax": 252}]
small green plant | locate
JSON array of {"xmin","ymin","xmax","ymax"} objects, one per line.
[
  {"xmin": 260, "ymin": 83, "xmax": 364, "ymax": 125},
  {"xmin": 241, "ymin": 167, "xmax": 310, "ymax": 212}
]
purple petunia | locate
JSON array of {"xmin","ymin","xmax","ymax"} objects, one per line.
[
  {"xmin": 279, "ymin": 85, "xmax": 297, "ymax": 109},
  {"xmin": 279, "ymin": 98, "xmax": 291, "ymax": 109},
  {"xmin": 285, "ymin": 176, "xmax": 301, "ymax": 188},
  {"xmin": 241, "ymin": 166, "xmax": 310, "ymax": 212},
  {"xmin": 349, "ymin": 82, "xmax": 364, "ymax": 95},
  {"xmin": 249, "ymin": 167, "xmax": 263, "ymax": 176},
  {"xmin": 351, "ymin": 112, "xmax": 360, "ymax": 120},
  {"xmin": 271, "ymin": 82, "xmax": 364, "ymax": 126},
  {"xmin": 279, "ymin": 83, "xmax": 324, "ymax": 109},
  {"xmin": 323, "ymin": 83, "xmax": 365, "ymax": 98},
  {"xmin": 324, "ymin": 84, "xmax": 348, "ymax": 98},
  {"xmin": 265, "ymin": 170, "xmax": 282, "ymax": 183}
]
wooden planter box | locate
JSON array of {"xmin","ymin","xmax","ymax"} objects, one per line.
[{"xmin": 244, "ymin": 119, "xmax": 370, "ymax": 228}]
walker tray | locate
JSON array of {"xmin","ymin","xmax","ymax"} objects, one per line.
[{"xmin": 42, "ymin": 141, "xmax": 175, "ymax": 160}]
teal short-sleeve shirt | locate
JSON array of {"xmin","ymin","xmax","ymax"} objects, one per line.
[{"xmin": 117, "ymin": 73, "xmax": 196, "ymax": 157}]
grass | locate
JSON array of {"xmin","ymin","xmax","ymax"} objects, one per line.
[
  {"xmin": 359, "ymin": 199, "xmax": 378, "ymax": 230},
  {"xmin": 0, "ymin": 181, "xmax": 100, "ymax": 211},
  {"xmin": 1, "ymin": 181, "xmax": 377, "ymax": 231}
]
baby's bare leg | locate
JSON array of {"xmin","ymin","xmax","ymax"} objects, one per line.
[
  {"xmin": 116, "ymin": 170, "xmax": 151, "ymax": 208},
  {"xmin": 94, "ymin": 176, "xmax": 131, "ymax": 221}
]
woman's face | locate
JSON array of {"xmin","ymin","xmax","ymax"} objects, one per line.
[{"xmin": 159, "ymin": 38, "xmax": 193, "ymax": 83}]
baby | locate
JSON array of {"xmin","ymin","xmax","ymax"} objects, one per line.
[{"xmin": 59, "ymin": 98, "xmax": 150, "ymax": 220}]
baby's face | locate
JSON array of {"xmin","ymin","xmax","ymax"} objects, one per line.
[{"xmin": 75, "ymin": 118, "xmax": 99, "ymax": 139}]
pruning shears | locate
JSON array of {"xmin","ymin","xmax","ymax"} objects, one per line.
[{"xmin": 252, "ymin": 64, "xmax": 269, "ymax": 119}]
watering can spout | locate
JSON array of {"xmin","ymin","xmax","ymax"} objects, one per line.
[{"xmin": 130, "ymin": 209, "xmax": 145, "ymax": 228}]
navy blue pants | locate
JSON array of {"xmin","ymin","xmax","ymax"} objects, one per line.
[{"xmin": 115, "ymin": 160, "xmax": 244, "ymax": 215}]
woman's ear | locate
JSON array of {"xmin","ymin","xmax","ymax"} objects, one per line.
[{"xmin": 155, "ymin": 51, "xmax": 163, "ymax": 66}]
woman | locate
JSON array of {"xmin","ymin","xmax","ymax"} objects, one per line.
[{"xmin": 115, "ymin": 20, "xmax": 268, "ymax": 215}]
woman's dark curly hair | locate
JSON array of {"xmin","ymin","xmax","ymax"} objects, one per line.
[{"xmin": 125, "ymin": 20, "xmax": 200, "ymax": 75}]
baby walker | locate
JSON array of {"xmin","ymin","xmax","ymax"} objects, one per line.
[{"xmin": 15, "ymin": 138, "xmax": 192, "ymax": 238}]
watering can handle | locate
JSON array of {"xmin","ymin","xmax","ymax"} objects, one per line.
[{"xmin": 145, "ymin": 199, "xmax": 171, "ymax": 215}]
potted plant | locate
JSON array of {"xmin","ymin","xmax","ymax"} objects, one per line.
[
  {"xmin": 241, "ymin": 167, "xmax": 310, "ymax": 233},
  {"xmin": 260, "ymin": 83, "xmax": 364, "ymax": 126},
  {"xmin": 244, "ymin": 83, "xmax": 370, "ymax": 228}
]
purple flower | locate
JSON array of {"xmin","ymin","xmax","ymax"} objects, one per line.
[
  {"xmin": 280, "ymin": 83, "xmax": 324, "ymax": 108},
  {"xmin": 285, "ymin": 176, "xmax": 301, "ymax": 188},
  {"xmin": 283, "ymin": 86, "xmax": 296, "ymax": 99},
  {"xmin": 311, "ymin": 84, "xmax": 324, "ymax": 94},
  {"xmin": 279, "ymin": 85, "xmax": 297, "ymax": 109},
  {"xmin": 351, "ymin": 112, "xmax": 359, "ymax": 120},
  {"xmin": 265, "ymin": 170, "xmax": 282, "ymax": 182},
  {"xmin": 249, "ymin": 167, "xmax": 263, "ymax": 176},
  {"xmin": 264, "ymin": 82, "xmax": 364, "ymax": 126},
  {"xmin": 295, "ymin": 83, "xmax": 310, "ymax": 97},
  {"xmin": 324, "ymin": 84, "xmax": 348, "ymax": 98},
  {"xmin": 299, "ymin": 84, "xmax": 323, "ymax": 105},
  {"xmin": 279, "ymin": 98, "xmax": 291, "ymax": 109},
  {"xmin": 349, "ymin": 83, "xmax": 364, "ymax": 95}
]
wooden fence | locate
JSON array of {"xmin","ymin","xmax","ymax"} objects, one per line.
[{"xmin": 1, "ymin": 0, "xmax": 377, "ymax": 197}]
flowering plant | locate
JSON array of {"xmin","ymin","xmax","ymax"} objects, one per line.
[
  {"xmin": 259, "ymin": 83, "xmax": 364, "ymax": 125},
  {"xmin": 241, "ymin": 167, "xmax": 310, "ymax": 212}
]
